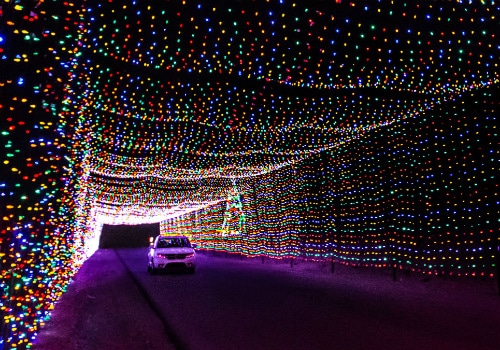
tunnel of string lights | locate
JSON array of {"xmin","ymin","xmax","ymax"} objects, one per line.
[{"xmin": 1, "ymin": 0, "xmax": 499, "ymax": 348}]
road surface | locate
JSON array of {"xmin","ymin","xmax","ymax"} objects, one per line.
[{"xmin": 34, "ymin": 248, "xmax": 500, "ymax": 350}]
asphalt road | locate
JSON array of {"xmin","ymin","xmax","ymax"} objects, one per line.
[{"xmin": 34, "ymin": 248, "xmax": 500, "ymax": 350}]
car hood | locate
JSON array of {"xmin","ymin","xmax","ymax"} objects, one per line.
[{"xmin": 154, "ymin": 247, "xmax": 194, "ymax": 254}]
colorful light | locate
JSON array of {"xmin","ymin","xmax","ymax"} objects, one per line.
[{"xmin": 1, "ymin": 1, "xmax": 499, "ymax": 348}]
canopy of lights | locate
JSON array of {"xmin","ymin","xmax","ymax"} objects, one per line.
[{"xmin": 1, "ymin": 0, "xmax": 499, "ymax": 348}]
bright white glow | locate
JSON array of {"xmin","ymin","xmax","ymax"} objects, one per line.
[{"xmin": 91, "ymin": 200, "xmax": 224, "ymax": 226}]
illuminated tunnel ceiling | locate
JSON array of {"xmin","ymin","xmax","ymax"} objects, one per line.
[
  {"xmin": 1, "ymin": 2, "xmax": 498, "ymax": 348},
  {"xmin": 67, "ymin": 1, "xmax": 498, "ymax": 208}
]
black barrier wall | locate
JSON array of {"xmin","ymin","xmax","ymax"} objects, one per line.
[{"xmin": 99, "ymin": 223, "xmax": 160, "ymax": 248}]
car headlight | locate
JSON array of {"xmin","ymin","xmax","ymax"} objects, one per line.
[
  {"xmin": 156, "ymin": 253, "xmax": 167, "ymax": 259},
  {"xmin": 185, "ymin": 253, "xmax": 195, "ymax": 259}
]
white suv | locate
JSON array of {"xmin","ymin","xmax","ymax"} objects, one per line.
[{"xmin": 147, "ymin": 235, "xmax": 196, "ymax": 274}]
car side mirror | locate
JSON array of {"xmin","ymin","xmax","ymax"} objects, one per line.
[{"xmin": 191, "ymin": 243, "xmax": 197, "ymax": 249}]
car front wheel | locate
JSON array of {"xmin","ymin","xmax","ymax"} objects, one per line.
[{"xmin": 148, "ymin": 260, "xmax": 157, "ymax": 275}]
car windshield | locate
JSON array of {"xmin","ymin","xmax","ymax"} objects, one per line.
[{"xmin": 157, "ymin": 237, "xmax": 190, "ymax": 248}]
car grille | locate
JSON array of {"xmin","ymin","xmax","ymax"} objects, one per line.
[{"xmin": 166, "ymin": 254, "xmax": 187, "ymax": 260}]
